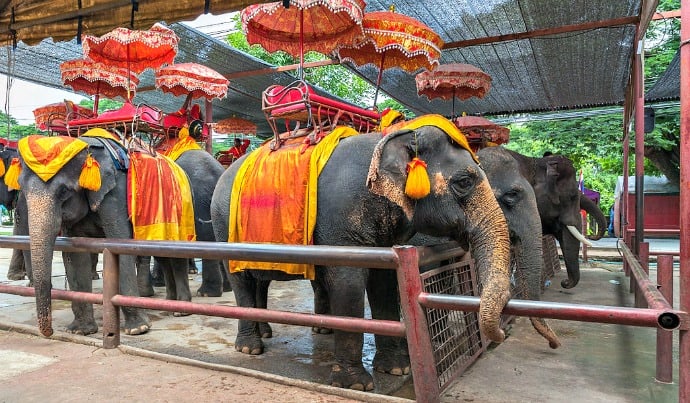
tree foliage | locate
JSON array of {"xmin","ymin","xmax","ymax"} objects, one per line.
[{"xmin": 0, "ymin": 112, "xmax": 39, "ymax": 139}]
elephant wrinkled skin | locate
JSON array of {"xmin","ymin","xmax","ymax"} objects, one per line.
[{"xmin": 211, "ymin": 125, "xmax": 511, "ymax": 391}]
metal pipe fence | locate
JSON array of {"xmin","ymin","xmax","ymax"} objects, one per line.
[{"xmin": 0, "ymin": 235, "xmax": 686, "ymax": 403}]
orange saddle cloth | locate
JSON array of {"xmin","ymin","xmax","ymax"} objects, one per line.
[
  {"xmin": 228, "ymin": 126, "xmax": 358, "ymax": 279},
  {"xmin": 128, "ymin": 150, "xmax": 196, "ymax": 242}
]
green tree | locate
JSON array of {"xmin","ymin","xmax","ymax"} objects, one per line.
[
  {"xmin": 0, "ymin": 112, "xmax": 39, "ymax": 140},
  {"xmin": 78, "ymin": 98, "xmax": 123, "ymax": 114}
]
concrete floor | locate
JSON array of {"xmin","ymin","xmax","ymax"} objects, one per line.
[{"xmin": 0, "ymin": 240, "xmax": 682, "ymax": 402}]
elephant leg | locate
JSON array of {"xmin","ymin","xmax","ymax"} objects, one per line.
[
  {"xmin": 231, "ymin": 271, "xmax": 263, "ymax": 355},
  {"xmin": 90, "ymin": 253, "xmax": 100, "ymax": 280},
  {"xmin": 310, "ymin": 280, "xmax": 332, "ymax": 334},
  {"xmin": 136, "ymin": 256, "xmax": 154, "ymax": 297},
  {"xmin": 196, "ymin": 258, "xmax": 224, "ymax": 297},
  {"xmin": 367, "ymin": 268, "xmax": 410, "ymax": 376},
  {"xmin": 188, "ymin": 258, "xmax": 198, "ymax": 274},
  {"xmin": 6, "ymin": 248, "xmax": 26, "ymax": 280},
  {"xmin": 118, "ymin": 254, "xmax": 151, "ymax": 335},
  {"xmin": 255, "ymin": 280, "xmax": 272, "ymax": 338},
  {"xmin": 157, "ymin": 257, "xmax": 192, "ymax": 316},
  {"xmin": 327, "ymin": 268, "xmax": 373, "ymax": 391},
  {"xmin": 150, "ymin": 257, "xmax": 165, "ymax": 287},
  {"xmin": 221, "ymin": 261, "xmax": 232, "ymax": 292},
  {"xmin": 63, "ymin": 251, "xmax": 98, "ymax": 335}
]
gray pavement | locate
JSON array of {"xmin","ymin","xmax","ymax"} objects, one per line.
[{"xmin": 0, "ymin": 238, "xmax": 682, "ymax": 402}]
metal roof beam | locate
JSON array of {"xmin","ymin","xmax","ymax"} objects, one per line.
[{"xmin": 443, "ymin": 16, "xmax": 639, "ymax": 50}]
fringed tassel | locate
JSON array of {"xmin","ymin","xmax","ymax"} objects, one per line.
[
  {"xmin": 405, "ymin": 157, "xmax": 430, "ymax": 199},
  {"xmin": 0, "ymin": 158, "xmax": 6, "ymax": 177},
  {"xmin": 78, "ymin": 154, "xmax": 101, "ymax": 191},
  {"xmin": 4, "ymin": 158, "xmax": 21, "ymax": 190}
]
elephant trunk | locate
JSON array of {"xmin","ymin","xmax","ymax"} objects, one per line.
[
  {"xmin": 580, "ymin": 194, "xmax": 607, "ymax": 241},
  {"xmin": 26, "ymin": 191, "xmax": 61, "ymax": 337},
  {"xmin": 559, "ymin": 228, "xmax": 582, "ymax": 289},
  {"xmin": 464, "ymin": 179, "xmax": 511, "ymax": 344}
]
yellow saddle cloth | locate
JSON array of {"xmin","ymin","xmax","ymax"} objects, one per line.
[
  {"xmin": 128, "ymin": 150, "xmax": 196, "ymax": 242},
  {"xmin": 228, "ymin": 126, "xmax": 357, "ymax": 279},
  {"xmin": 18, "ymin": 135, "xmax": 89, "ymax": 182}
]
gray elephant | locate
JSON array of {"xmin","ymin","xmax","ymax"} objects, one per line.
[
  {"xmin": 505, "ymin": 149, "xmax": 607, "ymax": 288},
  {"xmin": 211, "ymin": 122, "xmax": 511, "ymax": 391}
]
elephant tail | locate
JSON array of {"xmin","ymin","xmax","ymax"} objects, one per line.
[{"xmin": 529, "ymin": 317, "xmax": 561, "ymax": 349}]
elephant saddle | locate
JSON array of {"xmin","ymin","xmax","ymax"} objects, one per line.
[
  {"xmin": 227, "ymin": 126, "xmax": 358, "ymax": 279},
  {"xmin": 128, "ymin": 150, "xmax": 196, "ymax": 242}
]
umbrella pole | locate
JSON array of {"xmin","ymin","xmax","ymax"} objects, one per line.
[
  {"xmin": 299, "ymin": 9, "xmax": 304, "ymax": 81},
  {"xmin": 373, "ymin": 52, "xmax": 386, "ymax": 109},
  {"xmin": 452, "ymin": 88, "xmax": 456, "ymax": 118},
  {"xmin": 93, "ymin": 95, "xmax": 100, "ymax": 115}
]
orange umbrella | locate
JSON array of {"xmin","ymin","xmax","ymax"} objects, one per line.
[
  {"xmin": 60, "ymin": 58, "xmax": 140, "ymax": 113},
  {"xmin": 416, "ymin": 63, "xmax": 492, "ymax": 116},
  {"xmin": 453, "ymin": 115, "xmax": 510, "ymax": 152},
  {"xmin": 241, "ymin": 0, "xmax": 365, "ymax": 77},
  {"xmin": 82, "ymin": 23, "xmax": 178, "ymax": 74},
  {"xmin": 214, "ymin": 117, "xmax": 257, "ymax": 135},
  {"xmin": 33, "ymin": 101, "xmax": 95, "ymax": 131},
  {"xmin": 335, "ymin": 6, "xmax": 444, "ymax": 106},
  {"xmin": 155, "ymin": 62, "xmax": 229, "ymax": 101}
]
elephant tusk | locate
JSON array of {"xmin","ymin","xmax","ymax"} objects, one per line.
[{"xmin": 567, "ymin": 225, "xmax": 593, "ymax": 247}]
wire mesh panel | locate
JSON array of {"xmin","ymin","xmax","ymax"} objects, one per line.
[{"xmin": 420, "ymin": 258, "xmax": 486, "ymax": 391}]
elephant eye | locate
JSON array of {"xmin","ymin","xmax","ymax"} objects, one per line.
[
  {"xmin": 502, "ymin": 189, "xmax": 521, "ymax": 207},
  {"xmin": 451, "ymin": 174, "xmax": 475, "ymax": 198}
]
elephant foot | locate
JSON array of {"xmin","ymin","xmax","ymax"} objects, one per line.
[
  {"xmin": 372, "ymin": 353, "xmax": 411, "ymax": 376},
  {"xmin": 66, "ymin": 319, "xmax": 98, "ymax": 336},
  {"xmin": 328, "ymin": 363, "xmax": 374, "ymax": 391},
  {"xmin": 173, "ymin": 311, "xmax": 191, "ymax": 317},
  {"xmin": 196, "ymin": 284, "xmax": 223, "ymax": 297},
  {"xmin": 561, "ymin": 278, "xmax": 578, "ymax": 289},
  {"xmin": 91, "ymin": 270, "xmax": 100, "ymax": 280},
  {"xmin": 139, "ymin": 286, "xmax": 155, "ymax": 298},
  {"xmin": 234, "ymin": 335, "xmax": 263, "ymax": 355},
  {"xmin": 6, "ymin": 269, "xmax": 26, "ymax": 281},
  {"xmin": 259, "ymin": 322, "xmax": 272, "ymax": 339},
  {"xmin": 123, "ymin": 312, "xmax": 151, "ymax": 335},
  {"xmin": 311, "ymin": 326, "xmax": 333, "ymax": 334},
  {"xmin": 152, "ymin": 276, "xmax": 165, "ymax": 288}
]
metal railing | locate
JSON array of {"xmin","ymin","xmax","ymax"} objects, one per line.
[{"xmin": 0, "ymin": 235, "xmax": 687, "ymax": 403}]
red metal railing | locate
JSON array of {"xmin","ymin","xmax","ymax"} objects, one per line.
[{"xmin": 0, "ymin": 235, "xmax": 687, "ymax": 403}]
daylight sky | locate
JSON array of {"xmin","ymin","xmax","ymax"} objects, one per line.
[{"xmin": 1, "ymin": 12, "xmax": 235, "ymax": 126}]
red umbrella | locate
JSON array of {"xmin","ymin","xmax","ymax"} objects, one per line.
[
  {"xmin": 241, "ymin": 0, "xmax": 365, "ymax": 77},
  {"xmin": 214, "ymin": 117, "xmax": 257, "ymax": 135},
  {"xmin": 82, "ymin": 23, "xmax": 179, "ymax": 74},
  {"xmin": 155, "ymin": 62, "xmax": 229, "ymax": 102},
  {"xmin": 453, "ymin": 115, "xmax": 510, "ymax": 152},
  {"xmin": 416, "ymin": 63, "xmax": 492, "ymax": 117},
  {"xmin": 60, "ymin": 58, "xmax": 140, "ymax": 113},
  {"xmin": 335, "ymin": 6, "xmax": 444, "ymax": 106}
]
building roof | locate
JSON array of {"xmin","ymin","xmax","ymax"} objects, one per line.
[{"xmin": 0, "ymin": 0, "xmax": 667, "ymax": 136}]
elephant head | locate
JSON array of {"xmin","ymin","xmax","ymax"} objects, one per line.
[
  {"xmin": 366, "ymin": 124, "xmax": 511, "ymax": 343},
  {"xmin": 17, "ymin": 135, "xmax": 122, "ymax": 337},
  {"xmin": 506, "ymin": 150, "xmax": 608, "ymax": 289},
  {"xmin": 477, "ymin": 146, "xmax": 560, "ymax": 348},
  {"xmin": 0, "ymin": 145, "xmax": 19, "ymax": 210}
]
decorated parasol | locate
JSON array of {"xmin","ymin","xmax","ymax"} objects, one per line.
[
  {"xmin": 453, "ymin": 115, "xmax": 510, "ymax": 151},
  {"xmin": 416, "ymin": 63, "xmax": 492, "ymax": 117},
  {"xmin": 82, "ymin": 23, "xmax": 179, "ymax": 74},
  {"xmin": 335, "ymin": 5, "xmax": 444, "ymax": 106},
  {"xmin": 214, "ymin": 116, "xmax": 257, "ymax": 135},
  {"xmin": 155, "ymin": 62, "xmax": 229, "ymax": 107},
  {"xmin": 33, "ymin": 101, "xmax": 95, "ymax": 132},
  {"xmin": 241, "ymin": 0, "xmax": 365, "ymax": 78},
  {"xmin": 60, "ymin": 58, "xmax": 140, "ymax": 114}
]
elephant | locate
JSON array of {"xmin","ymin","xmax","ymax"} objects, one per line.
[
  {"xmin": 504, "ymin": 149, "xmax": 608, "ymax": 288},
  {"xmin": 211, "ymin": 122, "xmax": 511, "ymax": 391}
]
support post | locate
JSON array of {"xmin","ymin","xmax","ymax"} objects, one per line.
[
  {"xmin": 102, "ymin": 248, "xmax": 120, "ymax": 349},
  {"xmin": 656, "ymin": 255, "xmax": 674, "ymax": 383},
  {"xmin": 679, "ymin": 3, "xmax": 690, "ymax": 400},
  {"xmin": 634, "ymin": 242, "xmax": 649, "ymax": 309}
]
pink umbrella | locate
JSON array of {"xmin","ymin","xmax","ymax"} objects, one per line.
[
  {"xmin": 155, "ymin": 62, "xmax": 229, "ymax": 102},
  {"xmin": 416, "ymin": 63, "xmax": 492, "ymax": 117},
  {"xmin": 60, "ymin": 58, "xmax": 140, "ymax": 113},
  {"xmin": 453, "ymin": 115, "xmax": 510, "ymax": 152}
]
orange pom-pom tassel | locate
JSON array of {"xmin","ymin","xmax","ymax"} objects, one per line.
[
  {"xmin": 78, "ymin": 154, "xmax": 101, "ymax": 191},
  {"xmin": 4, "ymin": 158, "xmax": 21, "ymax": 190},
  {"xmin": 405, "ymin": 157, "xmax": 430, "ymax": 199},
  {"xmin": 0, "ymin": 158, "xmax": 5, "ymax": 178}
]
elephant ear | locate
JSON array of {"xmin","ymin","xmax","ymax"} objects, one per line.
[
  {"xmin": 544, "ymin": 159, "xmax": 561, "ymax": 205},
  {"xmin": 366, "ymin": 129, "xmax": 415, "ymax": 218},
  {"xmin": 84, "ymin": 145, "xmax": 118, "ymax": 212}
]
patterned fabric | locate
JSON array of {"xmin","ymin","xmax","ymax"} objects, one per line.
[
  {"xmin": 128, "ymin": 151, "xmax": 196, "ymax": 242},
  {"xmin": 17, "ymin": 135, "xmax": 88, "ymax": 182},
  {"xmin": 60, "ymin": 58, "xmax": 140, "ymax": 100},
  {"xmin": 382, "ymin": 114, "xmax": 478, "ymax": 163},
  {"xmin": 155, "ymin": 62, "xmax": 228, "ymax": 101},
  {"xmin": 228, "ymin": 126, "xmax": 358, "ymax": 279},
  {"xmin": 241, "ymin": 0, "xmax": 366, "ymax": 57},
  {"xmin": 415, "ymin": 63, "xmax": 492, "ymax": 101}
]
